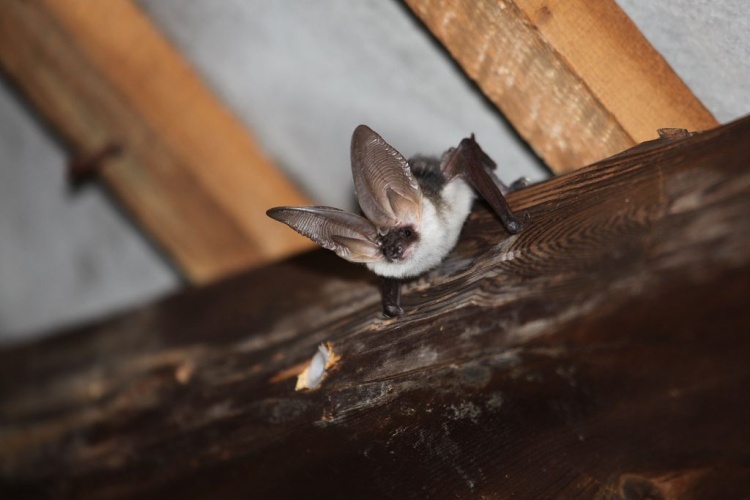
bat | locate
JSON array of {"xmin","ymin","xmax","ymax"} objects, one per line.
[{"xmin": 267, "ymin": 125, "xmax": 524, "ymax": 317}]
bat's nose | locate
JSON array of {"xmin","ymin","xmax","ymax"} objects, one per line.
[{"xmin": 383, "ymin": 242, "xmax": 405, "ymax": 261}]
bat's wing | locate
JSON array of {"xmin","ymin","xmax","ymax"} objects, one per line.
[
  {"xmin": 351, "ymin": 125, "xmax": 423, "ymax": 232},
  {"xmin": 267, "ymin": 206, "xmax": 384, "ymax": 263},
  {"xmin": 442, "ymin": 136, "xmax": 523, "ymax": 234}
]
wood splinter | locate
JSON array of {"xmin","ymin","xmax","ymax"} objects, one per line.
[{"xmin": 295, "ymin": 343, "xmax": 339, "ymax": 391}]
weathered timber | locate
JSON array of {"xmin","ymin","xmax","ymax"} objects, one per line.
[
  {"xmin": 0, "ymin": 0, "xmax": 313, "ymax": 283},
  {"xmin": 1, "ymin": 117, "xmax": 748, "ymax": 498},
  {"xmin": 404, "ymin": 0, "xmax": 718, "ymax": 173}
]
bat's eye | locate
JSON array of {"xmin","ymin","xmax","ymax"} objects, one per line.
[{"xmin": 401, "ymin": 228, "xmax": 414, "ymax": 238}]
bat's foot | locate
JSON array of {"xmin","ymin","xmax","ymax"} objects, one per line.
[
  {"xmin": 383, "ymin": 304, "xmax": 404, "ymax": 318},
  {"xmin": 496, "ymin": 176, "xmax": 529, "ymax": 196},
  {"xmin": 379, "ymin": 277, "xmax": 403, "ymax": 318},
  {"xmin": 508, "ymin": 177, "xmax": 529, "ymax": 192}
]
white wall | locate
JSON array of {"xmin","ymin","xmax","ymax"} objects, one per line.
[{"xmin": 0, "ymin": 1, "xmax": 747, "ymax": 342}]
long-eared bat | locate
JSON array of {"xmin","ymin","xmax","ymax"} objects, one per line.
[{"xmin": 267, "ymin": 125, "xmax": 524, "ymax": 317}]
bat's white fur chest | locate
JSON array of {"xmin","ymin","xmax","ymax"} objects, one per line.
[{"xmin": 366, "ymin": 178, "xmax": 475, "ymax": 278}]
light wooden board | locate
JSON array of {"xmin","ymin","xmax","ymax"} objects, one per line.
[
  {"xmin": 405, "ymin": 0, "xmax": 718, "ymax": 172},
  {"xmin": 0, "ymin": 0, "xmax": 313, "ymax": 283}
]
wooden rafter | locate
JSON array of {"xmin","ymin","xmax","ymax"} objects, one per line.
[
  {"xmin": 0, "ymin": 0, "xmax": 313, "ymax": 283},
  {"xmin": 405, "ymin": 0, "xmax": 719, "ymax": 172}
]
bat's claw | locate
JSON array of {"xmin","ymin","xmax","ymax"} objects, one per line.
[
  {"xmin": 505, "ymin": 218, "xmax": 523, "ymax": 234},
  {"xmin": 499, "ymin": 211, "xmax": 523, "ymax": 234},
  {"xmin": 508, "ymin": 177, "xmax": 529, "ymax": 192},
  {"xmin": 505, "ymin": 210, "xmax": 530, "ymax": 234},
  {"xmin": 383, "ymin": 304, "xmax": 403, "ymax": 318}
]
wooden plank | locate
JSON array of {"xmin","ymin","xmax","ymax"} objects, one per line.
[
  {"xmin": 1, "ymin": 117, "xmax": 748, "ymax": 498},
  {"xmin": 404, "ymin": 0, "xmax": 718, "ymax": 173},
  {"xmin": 0, "ymin": 0, "xmax": 313, "ymax": 283}
]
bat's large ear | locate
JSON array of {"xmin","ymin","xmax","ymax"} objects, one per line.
[
  {"xmin": 351, "ymin": 125, "xmax": 422, "ymax": 231},
  {"xmin": 267, "ymin": 206, "xmax": 384, "ymax": 263}
]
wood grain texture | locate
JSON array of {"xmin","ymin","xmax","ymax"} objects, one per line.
[
  {"xmin": 0, "ymin": 0, "xmax": 313, "ymax": 283},
  {"xmin": 404, "ymin": 0, "xmax": 718, "ymax": 173},
  {"xmin": 1, "ymin": 117, "xmax": 748, "ymax": 498}
]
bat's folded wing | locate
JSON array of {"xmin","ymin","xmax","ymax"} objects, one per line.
[{"xmin": 443, "ymin": 136, "xmax": 523, "ymax": 234}]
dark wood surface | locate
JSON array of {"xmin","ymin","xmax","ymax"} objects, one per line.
[{"xmin": 1, "ymin": 117, "xmax": 748, "ymax": 499}]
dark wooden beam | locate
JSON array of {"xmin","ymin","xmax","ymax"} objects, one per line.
[{"xmin": 1, "ymin": 117, "xmax": 748, "ymax": 498}]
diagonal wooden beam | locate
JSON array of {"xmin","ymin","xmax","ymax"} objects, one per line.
[
  {"xmin": 0, "ymin": 0, "xmax": 313, "ymax": 283},
  {"xmin": 405, "ymin": 0, "xmax": 718, "ymax": 173}
]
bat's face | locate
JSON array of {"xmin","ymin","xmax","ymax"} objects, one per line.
[{"xmin": 379, "ymin": 226, "xmax": 418, "ymax": 262}]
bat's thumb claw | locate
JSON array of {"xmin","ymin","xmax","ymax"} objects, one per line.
[{"xmin": 504, "ymin": 218, "xmax": 523, "ymax": 234}]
